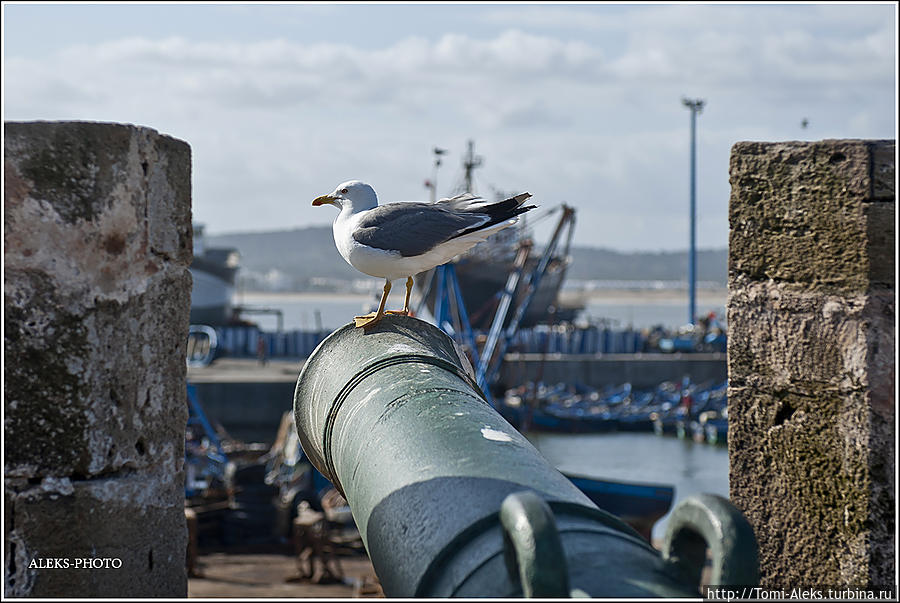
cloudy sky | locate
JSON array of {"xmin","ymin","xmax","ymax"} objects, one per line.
[{"xmin": 3, "ymin": 3, "xmax": 896, "ymax": 251}]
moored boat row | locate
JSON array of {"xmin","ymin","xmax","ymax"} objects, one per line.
[{"xmin": 499, "ymin": 378, "xmax": 728, "ymax": 446}]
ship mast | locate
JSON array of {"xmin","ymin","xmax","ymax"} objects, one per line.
[{"xmin": 460, "ymin": 140, "xmax": 483, "ymax": 194}]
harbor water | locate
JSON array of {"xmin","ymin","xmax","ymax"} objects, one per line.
[{"xmin": 525, "ymin": 431, "xmax": 729, "ymax": 541}]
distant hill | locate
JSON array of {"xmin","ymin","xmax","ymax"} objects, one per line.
[
  {"xmin": 205, "ymin": 226, "xmax": 727, "ymax": 290},
  {"xmin": 566, "ymin": 247, "xmax": 727, "ymax": 283},
  {"xmin": 207, "ymin": 227, "xmax": 359, "ymax": 283}
]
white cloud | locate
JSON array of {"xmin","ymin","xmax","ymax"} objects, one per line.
[{"xmin": 3, "ymin": 4, "xmax": 895, "ymax": 251}]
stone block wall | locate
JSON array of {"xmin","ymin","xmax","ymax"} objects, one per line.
[
  {"xmin": 4, "ymin": 121, "xmax": 193, "ymax": 596},
  {"xmin": 728, "ymin": 139, "xmax": 894, "ymax": 586}
]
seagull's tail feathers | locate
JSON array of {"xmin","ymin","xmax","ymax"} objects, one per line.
[
  {"xmin": 439, "ymin": 191, "xmax": 533, "ymax": 213},
  {"xmin": 490, "ymin": 191, "xmax": 536, "ymax": 220},
  {"xmin": 454, "ymin": 192, "xmax": 535, "ymax": 237}
]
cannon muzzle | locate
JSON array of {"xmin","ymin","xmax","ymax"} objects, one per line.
[{"xmin": 294, "ymin": 315, "xmax": 757, "ymax": 597}]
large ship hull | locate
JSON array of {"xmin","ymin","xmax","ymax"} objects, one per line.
[
  {"xmin": 190, "ymin": 248, "xmax": 240, "ymax": 325},
  {"xmin": 417, "ymin": 251, "xmax": 571, "ymax": 330},
  {"xmin": 189, "ymin": 270, "xmax": 234, "ymax": 325}
]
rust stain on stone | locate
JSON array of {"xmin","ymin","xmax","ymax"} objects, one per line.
[
  {"xmin": 103, "ymin": 234, "xmax": 126, "ymax": 255},
  {"xmin": 3, "ymin": 158, "xmax": 32, "ymax": 207}
]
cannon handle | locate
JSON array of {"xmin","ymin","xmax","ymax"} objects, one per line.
[
  {"xmin": 500, "ymin": 491, "xmax": 572, "ymax": 598},
  {"xmin": 661, "ymin": 494, "xmax": 759, "ymax": 588}
]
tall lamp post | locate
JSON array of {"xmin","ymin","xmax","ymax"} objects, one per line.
[
  {"xmin": 425, "ymin": 147, "xmax": 447, "ymax": 203},
  {"xmin": 682, "ymin": 97, "xmax": 705, "ymax": 326}
]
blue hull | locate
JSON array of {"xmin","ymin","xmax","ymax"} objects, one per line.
[{"xmin": 563, "ymin": 472, "xmax": 674, "ymax": 541}]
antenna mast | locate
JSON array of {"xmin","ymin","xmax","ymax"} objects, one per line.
[{"xmin": 461, "ymin": 140, "xmax": 483, "ymax": 194}]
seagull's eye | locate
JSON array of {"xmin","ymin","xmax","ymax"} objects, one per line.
[{"xmin": 340, "ymin": 188, "xmax": 348, "ymax": 194}]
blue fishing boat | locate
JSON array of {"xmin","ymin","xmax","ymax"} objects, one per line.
[
  {"xmin": 500, "ymin": 379, "xmax": 729, "ymax": 436},
  {"xmin": 562, "ymin": 473, "xmax": 675, "ymax": 541},
  {"xmin": 701, "ymin": 409, "xmax": 728, "ymax": 445}
]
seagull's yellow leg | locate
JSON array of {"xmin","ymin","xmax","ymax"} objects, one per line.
[
  {"xmin": 403, "ymin": 276, "xmax": 414, "ymax": 313},
  {"xmin": 355, "ymin": 279, "xmax": 391, "ymax": 328},
  {"xmin": 387, "ymin": 277, "xmax": 414, "ymax": 315}
]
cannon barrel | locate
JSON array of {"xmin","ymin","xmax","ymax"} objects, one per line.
[{"xmin": 294, "ymin": 315, "xmax": 757, "ymax": 597}]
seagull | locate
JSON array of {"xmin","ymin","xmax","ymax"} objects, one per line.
[{"xmin": 312, "ymin": 180, "xmax": 535, "ymax": 328}]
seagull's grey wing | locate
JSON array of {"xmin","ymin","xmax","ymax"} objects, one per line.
[{"xmin": 352, "ymin": 202, "xmax": 489, "ymax": 257}]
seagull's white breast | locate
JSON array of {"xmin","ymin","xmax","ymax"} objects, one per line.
[{"xmin": 332, "ymin": 210, "xmax": 402, "ymax": 279}]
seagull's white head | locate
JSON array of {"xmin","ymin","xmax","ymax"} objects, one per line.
[{"xmin": 312, "ymin": 180, "xmax": 378, "ymax": 213}]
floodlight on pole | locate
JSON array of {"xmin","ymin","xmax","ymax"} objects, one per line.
[
  {"xmin": 427, "ymin": 147, "xmax": 448, "ymax": 203},
  {"xmin": 681, "ymin": 96, "xmax": 705, "ymax": 326}
]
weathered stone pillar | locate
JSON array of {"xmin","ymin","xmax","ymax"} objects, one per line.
[
  {"xmin": 728, "ymin": 139, "xmax": 895, "ymax": 587},
  {"xmin": 4, "ymin": 122, "xmax": 193, "ymax": 596}
]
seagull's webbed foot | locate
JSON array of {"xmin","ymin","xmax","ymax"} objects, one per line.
[{"xmin": 354, "ymin": 311, "xmax": 385, "ymax": 328}]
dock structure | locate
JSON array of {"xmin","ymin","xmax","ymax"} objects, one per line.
[
  {"xmin": 501, "ymin": 352, "xmax": 726, "ymax": 391},
  {"xmin": 184, "ymin": 354, "xmax": 727, "ymax": 446},
  {"xmin": 187, "ymin": 358, "xmax": 300, "ymax": 444},
  {"xmin": 4, "ymin": 122, "xmax": 193, "ymax": 597},
  {"xmin": 727, "ymin": 139, "xmax": 895, "ymax": 586}
]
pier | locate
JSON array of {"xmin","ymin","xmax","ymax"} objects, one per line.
[
  {"xmin": 186, "ymin": 354, "xmax": 726, "ymax": 445},
  {"xmin": 502, "ymin": 352, "xmax": 726, "ymax": 391},
  {"xmin": 187, "ymin": 359, "xmax": 299, "ymax": 444}
]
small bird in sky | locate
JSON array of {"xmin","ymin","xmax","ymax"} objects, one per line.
[{"xmin": 312, "ymin": 180, "xmax": 535, "ymax": 328}]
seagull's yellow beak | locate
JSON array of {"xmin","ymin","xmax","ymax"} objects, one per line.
[{"xmin": 312, "ymin": 193, "xmax": 338, "ymax": 207}]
